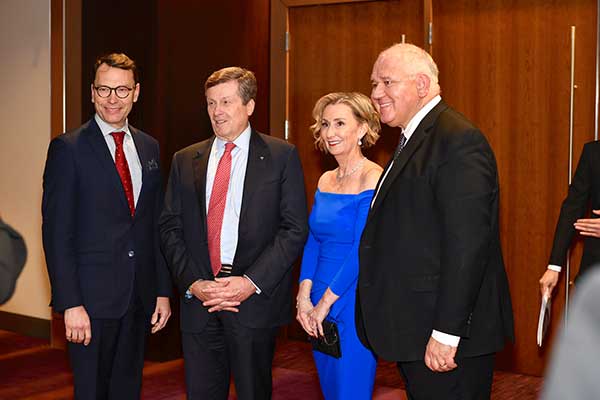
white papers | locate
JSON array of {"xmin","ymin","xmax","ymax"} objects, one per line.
[{"xmin": 537, "ymin": 293, "xmax": 551, "ymax": 347}]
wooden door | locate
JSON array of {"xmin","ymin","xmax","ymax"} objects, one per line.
[
  {"xmin": 281, "ymin": 0, "xmax": 425, "ymax": 339},
  {"xmin": 432, "ymin": 0, "xmax": 598, "ymax": 376},
  {"xmin": 287, "ymin": 0, "xmax": 425, "ymax": 199}
]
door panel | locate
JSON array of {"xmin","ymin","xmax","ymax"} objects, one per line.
[{"xmin": 288, "ymin": 0, "xmax": 424, "ymax": 200}]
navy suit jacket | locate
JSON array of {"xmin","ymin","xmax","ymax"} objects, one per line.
[
  {"xmin": 42, "ymin": 118, "xmax": 171, "ymax": 319},
  {"xmin": 160, "ymin": 130, "xmax": 308, "ymax": 332}
]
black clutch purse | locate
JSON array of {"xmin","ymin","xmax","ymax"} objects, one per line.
[{"xmin": 310, "ymin": 320, "xmax": 342, "ymax": 358}]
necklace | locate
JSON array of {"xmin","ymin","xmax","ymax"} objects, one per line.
[{"xmin": 336, "ymin": 157, "xmax": 366, "ymax": 180}]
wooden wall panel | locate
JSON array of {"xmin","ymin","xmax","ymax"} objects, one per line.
[{"xmin": 433, "ymin": 0, "xmax": 597, "ymax": 376}]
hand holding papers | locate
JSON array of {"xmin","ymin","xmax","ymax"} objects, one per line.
[{"xmin": 537, "ymin": 290, "xmax": 551, "ymax": 347}]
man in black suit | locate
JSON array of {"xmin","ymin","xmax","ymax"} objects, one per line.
[
  {"xmin": 540, "ymin": 142, "xmax": 600, "ymax": 297},
  {"xmin": 159, "ymin": 67, "xmax": 308, "ymax": 400},
  {"xmin": 0, "ymin": 216, "xmax": 27, "ymax": 304},
  {"xmin": 356, "ymin": 43, "xmax": 514, "ymax": 399},
  {"xmin": 42, "ymin": 53, "xmax": 172, "ymax": 400}
]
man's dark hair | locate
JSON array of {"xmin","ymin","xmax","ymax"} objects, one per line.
[{"xmin": 93, "ymin": 53, "xmax": 138, "ymax": 83}]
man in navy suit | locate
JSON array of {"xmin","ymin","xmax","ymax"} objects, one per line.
[
  {"xmin": 160, "ymin": 67, "xmax": 308, "ymax": 399},
  {"xmin": 42, "ymin": 53, "xmax": 172, "ymax": 400}
]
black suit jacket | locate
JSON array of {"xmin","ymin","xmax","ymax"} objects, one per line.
[
  {"xmin": 357, "ymin": 101, "xmax": 514, "ymax": 362},
  {"xmin": 159, "ymin": 130, "xmax": 308, "ymax": 332},
  {"xmin": 42, "ymin": 118, "xmax": 172, "ymax": 318},
  {"xmin": 549, "ymin": 141, "xmax": 600, "ymax": 278}
]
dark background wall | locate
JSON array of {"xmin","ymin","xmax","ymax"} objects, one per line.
[{"xmin": 82, "ymin": 0, "xmax": 270, "ymax": 173}]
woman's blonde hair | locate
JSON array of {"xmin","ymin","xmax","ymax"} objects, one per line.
[{"xmin": 310, "ymin": 92, "xmax": 380, "ymax": 153}]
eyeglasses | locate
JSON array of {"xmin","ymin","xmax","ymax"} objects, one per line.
[{"xmin": 94, "ymin": 85, "xmax": 134, "ymax": 99}]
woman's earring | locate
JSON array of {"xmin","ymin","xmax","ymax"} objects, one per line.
[{"xmin": 358, "ymin": 138, "xmax": 362, "ymax": 146}]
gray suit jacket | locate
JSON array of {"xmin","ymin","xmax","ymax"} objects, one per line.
[
  {"xmin": 543, "ymin": 267, "xmax": 600, "ymax": 399},
  {"xmin": 0, "ymin": 218, "xmax": 27, "ymax": 304}
]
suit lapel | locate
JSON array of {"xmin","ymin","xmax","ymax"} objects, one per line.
[
  {"xmin": 130, "ymin": 126, "xmax": 148, "ymax": 218},
  {"xmin": 368, "ymin": 100, "xmax": 449, "ymax": 218},
  {"xmin": 239, "ymin": 130, "xmax": 269, "ymax": 224},
  {"xmin": 83, "ymin": 119, "xmax": 130, "ymax": 213},
  {"xmin": 192, "ymin": 139, "xmax": 214, "ymax": 229}
]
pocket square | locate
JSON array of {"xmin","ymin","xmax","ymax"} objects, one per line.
[{"xmin": 147, "ymin": 159, "xmax": 159, "ymax": 171}]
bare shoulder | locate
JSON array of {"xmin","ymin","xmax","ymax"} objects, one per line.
[
  {"xmin": 360, "ymin": 160, "xmax": 383, "ymax": 191},
  {"xmin": 317, "ymin": 170, "xmax": 336, "ymax": 192}
]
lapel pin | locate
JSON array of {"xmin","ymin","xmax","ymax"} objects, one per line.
[
  {"xmin": 147, "ymin": 159, "xmax": 159, "ymax": 171},
  {"xmin": 259, "ymin": 156, "xmax": 265, "ymax": 160}
]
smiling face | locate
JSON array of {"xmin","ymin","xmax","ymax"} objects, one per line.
[
  {"xmin": 369, "ymin": 52, "xmax": 422, "ymax": 129},
  {"xmin": 319, "ymin": 103, "xmax": 365, "ymax": 157},
  {"xmin": 206, "ymin": 80, "xmax": 255, "ymax": 141},
  {"xmin": 91, "ymin": 63, "xmax": 139, "ymax": 128}
]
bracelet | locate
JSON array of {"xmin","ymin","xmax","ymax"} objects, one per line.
[{"xmin": 295, "ymin": 297, "xmax": 311, "ymax": 308}]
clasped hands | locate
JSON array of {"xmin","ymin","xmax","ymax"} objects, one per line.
[
  {"xmin": 189, "ymin": 276, "xmax": 255, "ymax": 312},
  {"xmin": 296, "ymin": 298, "xmax": 331, "ymax": 338}
]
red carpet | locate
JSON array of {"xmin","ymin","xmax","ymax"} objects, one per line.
[{"xmin": 0, "ymin": 330, "xmax": 539, "ymax": 399}]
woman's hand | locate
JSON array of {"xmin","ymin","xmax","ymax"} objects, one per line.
[
  {"xmin": 296, "ymin": 297, "xmax": 316, "ymax": 337},
  {"xmin": 308, "ymin": 301, "xmax": 332, "ymax": 337},
  {"xmin": 308, "ymin": 288, "xmax": 340, "ymax": 337}
]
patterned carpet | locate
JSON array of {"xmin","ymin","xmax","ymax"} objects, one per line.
[{"xmin": 0, "ymin": 330, "xmax": 540, "ymax": 399}]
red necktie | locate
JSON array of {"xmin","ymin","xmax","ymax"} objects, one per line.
[
  {"xmin": 207, "ymin": 142, "xmax": 235, "ymax": 276},
  {"xmin": 111, "ymin": 131, "xmax": 135, "ymax": 217}
]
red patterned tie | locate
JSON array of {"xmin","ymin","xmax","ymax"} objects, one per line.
[
  {"xmin": 207, "ymin": 142, "xmax": 235, "ymax": 276},
  {"xmin": 111, "ymin": 131, "xmax": 135, "ymax": 217}
]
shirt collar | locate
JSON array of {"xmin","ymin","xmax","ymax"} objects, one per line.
[
  {"xmin": 94, "ymin": 114, "xmax": 131, "ymax": 138},
  {"xmin": 214, "ymin": 124, "xmax": 252, "ymax": 152},
  {"xmin": 403, "ymin": 95, "xmax": 441, "ymax": 142}
]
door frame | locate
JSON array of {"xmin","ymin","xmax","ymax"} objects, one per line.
[{"xmin": 269, "ymin": 0, "xmax": 432, "ymax": 140}]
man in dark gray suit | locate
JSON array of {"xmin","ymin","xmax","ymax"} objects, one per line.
[{"xmin": 160, "ymin": 66, "xmax": 308, "ymax": 400}]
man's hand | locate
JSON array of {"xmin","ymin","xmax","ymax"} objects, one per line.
[
  {"xmin": 424, "ymin": 336, "xmax": 458, "ymax": 372},
  {"xmin": 574, "ymin": 210, "xmax": 600, "ymax": 237},
  {"xmin": 202, "ymin": 276, "xmax": 255, "ymax": 312},
  {"xmin": 188, "ymin": 279, "xmax": 240, "ymax": 312},
  {"xmin": 151, "ymin": 296, "xmax": 171, "ymax": 334},
  {"xmin": 64, "ymin": 305, "xmax": 91, "ymax": 346},
  {"xmin": 539, "ymin": 269, "xmax": 560, "ymax": 298}
]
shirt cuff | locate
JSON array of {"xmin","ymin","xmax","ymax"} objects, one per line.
[
  {"xmin": 431, "ymin": 330, "xmax": 460, "ymax": 347},
  {"xmin": 185, "ymin": 279, "xmax": 202, "ymax": 299},
  {"xmin": 244, "ymin": 274, "xmax": 261, "ymax": 294},
  {"xmin": 548, "ymin": 264, "xmax": 562, "ymax": 272}
]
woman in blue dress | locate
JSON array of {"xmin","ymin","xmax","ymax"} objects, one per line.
[{"xmin": 296, "ymin": 92, "xmax": 382, "ymax": 399}]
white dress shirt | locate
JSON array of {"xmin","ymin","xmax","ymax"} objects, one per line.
[
  {"xmin": 372, "ymin": 95, "xmax": 442, "ymax": 207},
  {"xmin": 95, "ymin": 114, "xmax": 142, "ymax": 205},
  {"xmin": 205, "ymin": 125, "xmax": 251, "ymax": 266}
]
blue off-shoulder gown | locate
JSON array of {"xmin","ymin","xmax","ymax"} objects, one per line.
[{"xmin": 299, "ymin": 189, "xmax": 377, "ymax": 400}]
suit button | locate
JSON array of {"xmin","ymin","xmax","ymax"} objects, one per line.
[{"xmin": 128, "ymin": 250, "xmax": 135, "ymax": 258}]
